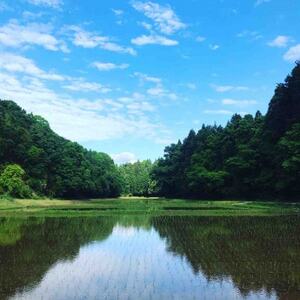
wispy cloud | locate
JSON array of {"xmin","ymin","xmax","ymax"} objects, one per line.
[
  {"xmin": 112, "ymin": 8, "xmax": 124, "ymax": 16},
  {"xmin": 237, "ymin": 30, "xmax": 262, "ymax": 41},
  {"xmin": 0, "ymin": 19, "xmax": 68, "ymax": 52},
  {"xmin": 27, "ymin": 0, "xmax": 63, "ymax": 9},
  {"xmin": 92, "ymin": 62, "xmax": 129, "ymax": 71},
  {"xmin": 0, "ymin": 52, "xmax": 65, "ymax": 80},
  {"xmin": 254, "ymin": 0, "xmax": 271, "ymax": 7},
  {"xmin": 0, "ymin": 71, "xmax": 165, "ymax": 143},
  {"xmin": 112, "ymin": 8, "xmax": 125, "ymax": 25},
  {"xmin": 211, "ymin": 84, "xmax": 249, "ymax": 92},
  {"xmin": 132, "ymin": 1, "xmax": 186, "ymax": 35},
  {"xmin": 196, "ymin": 36, "xmax": 206, "ymax": 43},
  {"xmin": 131, "ymin": 34, "xmax": 178, "ymax": 46},
  {"xmin": 133, "ymin": 72, "xmax": 161, "ymax": 83},
  {"xmin": 283, "ymin": 44, "xmax": 300, "ymax": 62},
  {"xmin": 63, "ymin": 79, "xmax": 111, "ymax": 93},
  {"xmin": 268, "ymin": 35, "xmax": 291, "ymax": 48},
  {"xmin": 222, "ymin": 98, "xmax": 257, "ymax": 106},
  {"xmin": 133, "ymin": 71, "xmax": 177, "ymax": 100},
  {"xmin": 66, "ymin": 25, "xmax": 136, "ymax": 55},
  {"xmin": 146, "ymin": 85, "xmax": 177, "ymax": 100},
  {"xmin": 209, "ymin": 44, "xmax": 220, "ymax": 51}
]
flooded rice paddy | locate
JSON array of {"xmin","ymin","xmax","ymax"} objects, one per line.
[{"xmin": 0, "ymin": 215, "xmax": 300, "ymax": 300}]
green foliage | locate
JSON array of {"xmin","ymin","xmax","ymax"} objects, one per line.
[
  {"xmin": 0, "ymin": 164, "xmax": 32, "ymax": 198},
  {"xmin": 0, "ymin": 101, "xmax": 121, "ymax": 198},
  {"xmin": 119, "ymin": 160, "xmax": 157, "ymax": 196},
  {"xmin": 153, "ymin": 63, "xmax": 300, "ymax": 200}
]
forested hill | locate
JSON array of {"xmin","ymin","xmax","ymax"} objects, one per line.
[
  {"xmin": 0, "ymin": 101, "xmax": 121, "ymax": 198},
  {"xmin": 152, "ymin": 63, "xmax": 300, "ymax": 200},
  {"xmin": 1, "ymin": 63, "xmax": 299, "ymax": 200}
]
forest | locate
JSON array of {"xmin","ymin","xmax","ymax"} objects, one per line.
[
  {"xmin": 0, "ymin": 63, "xmax": 299, "ymax": 200},
  {"xmin": 152, "ymin": 62, "xmax": 300, "ymax": 200}
]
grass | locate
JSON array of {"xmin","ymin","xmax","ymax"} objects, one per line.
[{"xmin": 0, "ymin": 197, "xmax": 299, "ymax": 217}]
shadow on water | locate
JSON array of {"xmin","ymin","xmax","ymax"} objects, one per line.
[{"xmin": 0, "ymin": 215, "xmax": 299, "ymax": 299}]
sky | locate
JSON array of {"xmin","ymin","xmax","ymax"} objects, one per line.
[{"xmin": 0, "ymin": 0, "xmax": 299, "ymax": 164}]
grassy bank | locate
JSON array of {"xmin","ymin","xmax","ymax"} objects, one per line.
[{"xmin": 0, "ymin": 197, "xmax": 299, "ymax": 217}]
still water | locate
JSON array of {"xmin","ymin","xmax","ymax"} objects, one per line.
[{"xmin": 0, "ymin": 215, "xmax": 299, "ymax": 300}]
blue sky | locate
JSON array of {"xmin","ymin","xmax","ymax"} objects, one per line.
[{"xmin": 0, "ymin": 0, "xmax": 299, "ymax": 163}]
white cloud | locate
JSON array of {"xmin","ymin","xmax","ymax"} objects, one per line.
[
  {"xmin": 283, "ymin": 44, "xmax": 300, "ymax": 62},
  {"xmin": 139, "ymin": 22, "xmax": 153, "ymax": 30},
  {"xmin": 147, "ymin": 85, "xmax": 177, "ymax": 100},
  {"xmin": 63, "ymin": 79, "xmax": 111, "ymax": 93},
  {"xmin": 237, "ymin": 30, "xmax": 262, "ymax": 41},
  {"xmin": 22, "ymin": 11, "xmax": 45, "ymax": 20},
  {"xmin": 204, "ymin": 110, "xmax": 233, "ymax": 115},
  {"xmin": 92, "ymin": 62, "xmax": 129, "ymax": 71},
  {"xmin": 127, "ymin": 101, "xmax": 155, "ymax": 113},
  {"xmin": 112, "ymin": 9, "xmax": 125, "ymax": 26},
  {"xmin": 66, "ymin": 26, "xmax": 136, "ymax": 55},
  {"xmin": 133, "ymin": 72, "xmax": 176, "ymax": 100},
  {"xmin": 196, "ymin": 36, "xmax": 206, "ymax": 43},
  {"xmin": 255, "ymin": 0, "xmax": 271, "ymax": 7},
  {"xmin": 132, "ymin": 1, "xmax": 186, "ymax": 35},
  {"xmin": 0, "ymin": 53, "xmax": 65, "ymax": 80},
  {"xmin": 112, "ymin": 9, "xmax": 124, "ymax": 16},
  {"xmin": 211, "ymin": 84, "xmax": 249, "ymax": 92},
  {"xmin": 131, "ymin": 34, "xmax": 178, "ymax": 46},
  {"xmin": 27, "ymin": 0, "xmax": 62, "ymax": 8},
  {"xmin": 222, "ymin": 98, "xmax": 257, "ymax": 106},
  {"xmin": 133, "ymin": 72, "xmax": 161, "ymax": 83},
  {"xmin": 147, "ymin": 86, "xmax": 165, "ymax": 96},
  {"xmin": 268, "ymin": 35, "xmax": 290, "ymax": 48},
  {"xmin": 0, "ymin": 20, "xmax": 68, "ymax": 52},
  {"xmin": 209, "ymin": 44, "xmax": 220, "ymax": 51},
  {"xmin": 111, "ymin": 152, "xmax": 137, "ymax": 164},
  {"xmin": 0, "ymin": 72, "xmax": 163, "ymax": 142}
]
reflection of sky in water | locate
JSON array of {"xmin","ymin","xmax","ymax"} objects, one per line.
[{"xmin": 11, "ymin": 226, "xmax": 276, "ymax": 300}]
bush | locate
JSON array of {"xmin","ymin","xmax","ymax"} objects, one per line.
[{"xmin": 0, "ymin": 164, "xmax": 32, "ymax": 198}]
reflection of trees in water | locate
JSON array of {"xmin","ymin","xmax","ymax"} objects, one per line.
[
  {"xmin": 152, "ymin": 216, "xmax": 300, "ymax": 300},
  {"xmin": 1, "ymin": 215, "xmax": 300, "ymax": 300},
  {"xmin": 0, "ymin": 217, "xmax": 115, "ymax": 300}
]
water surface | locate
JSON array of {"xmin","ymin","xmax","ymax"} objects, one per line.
[{"xmin": 0, "ymin": 215, "xmax": 299, "ymax": 299}]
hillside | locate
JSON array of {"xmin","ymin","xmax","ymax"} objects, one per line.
[{"xmin": 0, "ymin": 101, "xmax": 121, "ymax": 198}]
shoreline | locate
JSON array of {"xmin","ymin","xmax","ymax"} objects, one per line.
[{"xmin": 0, "ymin": 198, "xmax": 299, "ymax": 217}]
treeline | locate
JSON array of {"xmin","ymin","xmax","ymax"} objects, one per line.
[
  {"xmin": 152, "ymin": 63, "xmax": 300, "ymax": 200},
  {"xmin": 0, "ymin": 101, "xmax": 122, "ymax": 198}
]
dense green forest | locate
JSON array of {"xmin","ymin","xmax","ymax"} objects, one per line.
[
  {"xmin": 152, "ymin": 63, "xmax": 300, "ymax": 200},
  {"xmin": 0, "ymin": 101, "xmax": 122, "ymax": 198},
  {"xmin": 0, "ymin": 63, "xmax": 299, "ymax": 200}
]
